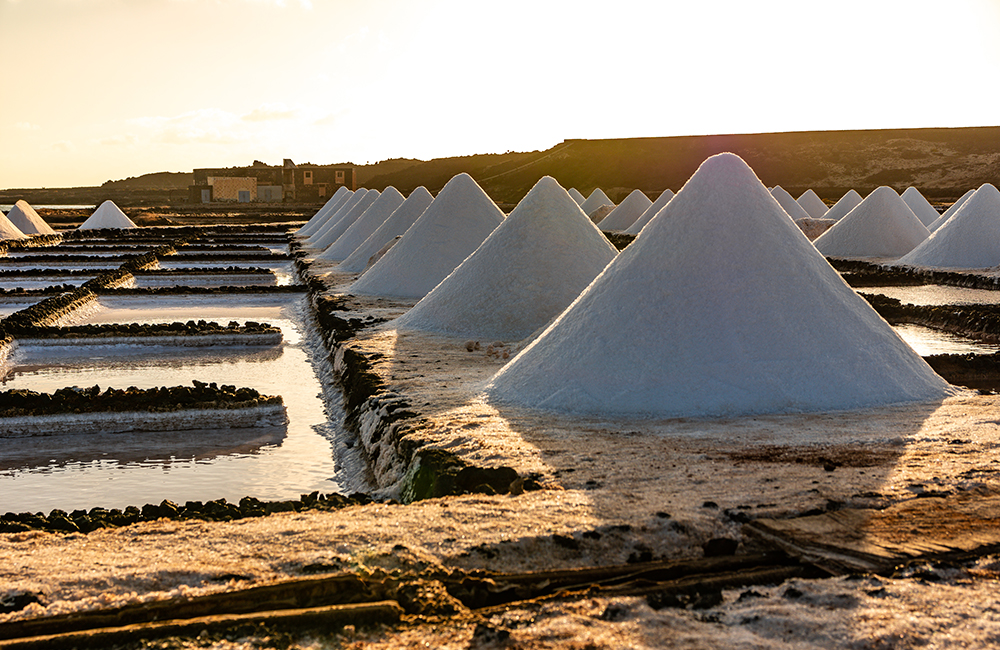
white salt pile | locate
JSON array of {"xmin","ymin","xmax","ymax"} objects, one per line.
[
  {"xmin": 316, "ymin": 187, "xmax": 404, "ymax": 262},
  {"xmin": 901, "ymin": 187, "xmax": 940, "ymax": 227},
  {"xmin": 796, "ymin": 189, "xmax": 828, "ymax": 219},
  {"xmin": 349, "ymin": 173, "xmax": 503, "ymax": 299},
  {"xmin": 580, "ymin": 188, "xmax": 614, "ymax": 216},
  {"xmin": 822, "ymin": 189, "xmax": 863, "ymax": 222},
  {"xmin": 813, "ymin": 186, "xmax": 929, "ymax": 259},
  {"xmin": 897, "ymin": 184, "xmax": 1000, "ymax": 269},
  {"xmin": 338, "ymin": 187, "xmax": 434, "ymax": 273},
  {"xmin": 393, "ymin": 176, "xmax": 617, "ymax": 341},
  {"xmin": 625, "ymin": 189, "xmax": 674, "ymax": 235},
  {"xmin": 308, "ymin": 190, "xmax": 379, "ymax": 251},
  {"xmin": 595, "ymin": 189, "xmax": 652, "ymax": 231},
  {"xmin": 929, "ymin": 188, "xmax": 975, "ymax": 232},
  {"xmin": 304, "ymin": 189, "xmax": 369, "ymax": 247},
  {"xmin": 0, "ymin": 210, "xmax": 27, "ymax": 240},
  {"xmin": 296, "ymin": 186, "xmax": 353, "ymax": 237},
  {"xmin": 78, "ymin": 200, "xmax": 137, "ymax": 230},
  {"xmin": 5, "ymin": 200, "xmax": 56, "ymax": 235},
  {"xmin": 770, "ymin": 186, "xmax": 811, "ymax": 220},
  {"xmin": 568, "ymin": 188, "xmax": 586, "ymax": 205},
  {"xmin": 485, "ymin": 152, "xmax": 953, "ymax": 418}
]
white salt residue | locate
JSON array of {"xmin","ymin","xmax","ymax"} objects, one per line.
[
  {"xmin": 295, "ymin": 185, "xmax": 352, "ymax": 236},
  {"xmin": 393, "ymin": 176, "xmax": 617, "ymax": 341},
  {"xmin": 897, "ymin": 184, "xmax": 1000, "ymax": 269},
  {"xmin": 814, "ymin": 186, "xmax": 930, "ymax": 259},
  {"xmin": 487, "ymin": 152, "xmax": 954, "ymax": 418},
  {"xmin": 302, "ymin": 189, "xmax": 368, "ymax": 247},
  {"xmin": 307, "ymin": 189, "xmax": 379, "ymax": 251},
  {"xmin": 78, "ymin": 200, "xmax": 137, "ymax": 230},
  {"xmin": 625, "ymin": 188, "xmax": 674, "ymax": 235},
  {"xmin": 337, "ymin": 187, "xmax": 434, "ymax": 273},
  {"xmin": 349, "ymin": 173, "xmax": 504, "ymax": 299},
  {"xmin": 5, "ymin": 199, "xmax": 55, "ymax": 235},
  {"xmin": 594, "ymin": 188, "xmax": 651, "ymax": 231},
  {"xmin": 930, "ymin": 188, "xmax": 975, "ymax": 231},
  {"xmin": 315, "ymin": 187, "xmax": 404, "ymax": 262},
  {"xmin": 822, "ymin": 189, "xmax": 863, "ymax": 222},
  {"xmin": 901, "ymin": 186, "xmax": 941, "ymax": 227},
  {"xmin": 796, "ymin": 188, "xmax": 828, "ymax": 219},
  {"xmin": 770, "ymin": 185, "xmax": 811, "ymax": 220},
  {"xmin": 580, "ymin": 187, "xmax": 614, "ymax": 216},
  {"xmin": 567, "ymin": 187, "xmax": 586, "ymax": 205},
  {"xmin": 0, "ymin": 209, "xmax": 27, "ymax": 240}
]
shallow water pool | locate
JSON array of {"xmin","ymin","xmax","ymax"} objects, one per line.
[{"xmin": 863, "ymin": 285, "xmax": 1000, "ymax": 306}]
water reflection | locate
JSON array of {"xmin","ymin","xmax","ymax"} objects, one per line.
[
  {"xmin": 863, "ymin": 285, "xmax": 1000, "ymax": 306},
  {"xmin": 894, "ymin": 324, "xmax": 1000, "ymax": 356}
]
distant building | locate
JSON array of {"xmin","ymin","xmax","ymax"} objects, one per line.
[{"xmin": 188, "ymin": 159, "xmax": 355, "ymax": 203}]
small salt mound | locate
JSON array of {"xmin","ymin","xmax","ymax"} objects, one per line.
[
  {"xmin": 0, "ymin": 211, "xmax": 27, "ymax": 240},
  {"xmin": 349, "ymin": 173, "xmax": 504, "ymax": 299},
  {"xmin": 897, "ymin": 184, "xmax": 1000, "ymax": 269},
  {"xmin": 393, "ymin": 176, "xmax": 617, "ymax": 341},
  {"xmin": 485, "ymin": 152, "xmax": 953, "ymax": 418},
  {"xmin": 595, "ymin": 189, "xmax": 652, "ymax": 231},
  {"xmin": 316, "ymin": 187, "xmax": 404, "ymax": 262},
  {"xmin": 813, "ymin": 186, "xmax": 929, "ymax": 259},
  {"xmin": 79, "ymin": 201, "xmax": 137, "ymax": 230},
  {"xmin": 338, "ymin": 187, "xmax": 434, "ymax": 273},
  {"xmin": 297, "ymin": 186, "xmax": 354, "ymax": 237},
  {"xmin": 305, "ymin": 189, "xmax": 369, "ymax": 247},
  {"xmin": 626, "ymin": 189, "xmax": 674, "ymax": 235},
  {"xmin": 795, "ymin": 217, "xmax": 837, "ymax": 241},
  {"xmin": 901, "ymin": 187, "xmax": 940, "ymax": 227},
  {"xmin": 6, "ymin": 200, "xmax": 56, "ymax": 235},
  {"xmin": 929, "ymin": 188, "xmax": 975, "ymax": 232},
  {"xmin": 568, "ymin": 188, "xmax": 586, "ymax": 205},
  {"xmin": 308, "ymin": 190, "xmax": 380, "ymax": 251},
  {"xmin": 823, "ymin": 190, "xmax": 863, "ymax": 222},
  {"xmin": 580, "ymin": 188, "xmax": 614, "ymax": 216},
  {"xmin": 796, "ymin": 189, "xmax": 828, "ymax": 219},
  {"xmin": 770, "ymin": 186, "xmax": 811, "ymax": 220}
]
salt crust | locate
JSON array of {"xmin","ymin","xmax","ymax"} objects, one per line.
[
  {"xmin": 486, "ymin": 153, "xmax": 954, "ymax": 417},
  {"xmin": 78, "ymin": 201, "xmax": 137, "ymax": 230},
  {"xmin": 796, "ymin": 188, "xmax": 828, "ymax": 219},
  {"xmin": 625, "ymin": 188, "xmax": 674, "ymax": 235},
  {"xmin": 5, "ymin": 200, "xmax": 55, "ymax": 235},
  {"xmin": 770, "ymin": 185, "xmax": 812, "ymax": 220},
  {"xmin": 316, "ymin": 187, "xmax": 404, "ymax": 262},
  {"xmin": 307, "ymin": 190, "xmax": 380, "ymax": 251},
  {"xmin": 901, "ymin": 186, "xmax": 941, "ymax": 227},
  {"xmin": 392, "ymin": 176, "xmax": 617, "ymax": 341},
  {"xmin": 336, "ymin": 187, "xmax": 434, "ymax": 274},
  {"xmin": 0, "ymin": 404, "xmax": 287, "ymax": 437},
  {"xmin": 897, "ymin": 184, "xmax": 1000, "ymax": 269},
  {"xmin": 567, "ymin": 187, "xmax": 586, "ymax": 205},
  {"xmin": 580, "ymin": 187, "xmax": 614, "ymax": 216},
  {"xmin": 349, "ymin": 173, "xmax": 503, "ymax": 299},
  {"xmin": 822, "ymin": 188, "xmax": 863, "ymax": 222},
  {"xmin": 930, "ymin": 188, "xmax": 976, "ymax": 232},
  {"xmin": 303, "ymin": 189, "xmax": 368, "ymax": 247},
  {"xmin": 594, "ymin": 188, "xmax": 651, "ymax": 231},
  {"xmin": 295, "ymin": 186, "xmax": 353, "ymax": 237},
  {"xmin": 814, "ymin": 186, "xmax": 930, "ymax": 259}
]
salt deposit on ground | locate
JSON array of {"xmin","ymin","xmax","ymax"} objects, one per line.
[
  {"xmin": 822, "ymin": 189, "xmax": 863, "ymax": 221},
  {"xmin": 901, "ymin": 186, "xmax": 941, "ymax": 227},
  {"xmin": 392, "ymin": 176, "xmax": 617, "ymax": 341},
  {"xmin": 593, "ymin": 188, "xmax": 651, "ymax": 231},
  {"xmin": 315, "ymin": 187, "xmax": 404, "ymax": 262},
  {"xmin": 567, "ymin": 187, "xmax": 586, "ymax": 205},
  {"xmin": 0, "ymin": 210, "xmax": 27, "ymax": 240},
  {"xmin": 78, "ymin": 200, "xmax": 137, "ymax": 230},
  {"xmin": 796, "ymin": 188, "xmax": 828, "ymax": 218},
  {"xmin": 349, "ymin": 174, "xmax": 503, "ymax": 299},
  {"xmin": 580, "ymin": 188, "xmax": 614, "ymax": 216},
  {"xmin": 295, "ymin": 186, "xmax": 353, "ymax": 237},
  {"xmin": 930, "ymin": 188, "xmax": 976, "ymax": 232},
  {"xmin": 307, "ymin": 189, "xmax": 379, "ymax": 251},
  {"xmin": 794, "ymin": 217, "xmax": 837, "ymax": 240},
  {"xmin": 303, "ymin": 189, "xmax": 369, "ymax": 246},
  {"xmin": 486, "ymin": 153, "xmax": 954, "ymax": 417},
  {"xmin": 814, "ymin": 186, "xmax": 930, "ymax": 259},
  {"xmin": 897, "ymin": 183, "xmax": 1000, "ymax": 269},
  {"xmin": 5, "ymin": 200, "xmax": 55, "ymax": 235},
  {"xmin": 336, "ymin": 187, "xmax": 434, "ymax": 274},
  {"xmin": 625, "ymin": 188, "xmax": 674, "ymax": 235},
  {"xmin": 770, "ymin": 185, "xmax": 812, "ymax": 220}
]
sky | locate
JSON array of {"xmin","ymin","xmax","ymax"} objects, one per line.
[{"xmin": 2, "ymin": 0, "xmax": 1000, "ymax": 189}]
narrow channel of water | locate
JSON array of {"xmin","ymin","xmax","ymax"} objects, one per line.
[{"xmin": 863, "ymin": 285, "xmax": 1000, "ymax": 306}]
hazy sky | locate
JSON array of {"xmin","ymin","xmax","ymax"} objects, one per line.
[{"xmin": 3, "ymin": 0, "xmax": 999, "ymax": 189}]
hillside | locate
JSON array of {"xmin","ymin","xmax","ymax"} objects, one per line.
[{"xmin": 101, "ymin": 171, "xmax": 193, "ymax": 189}]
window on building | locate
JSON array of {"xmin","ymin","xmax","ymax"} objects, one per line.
[
  {"xmin": 303, "ymin": 170, "xmax": 313, "ymax": 185},
  {"xmin": 335, "ymin": 170, "xmax": 345, "ymax": 182}
]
